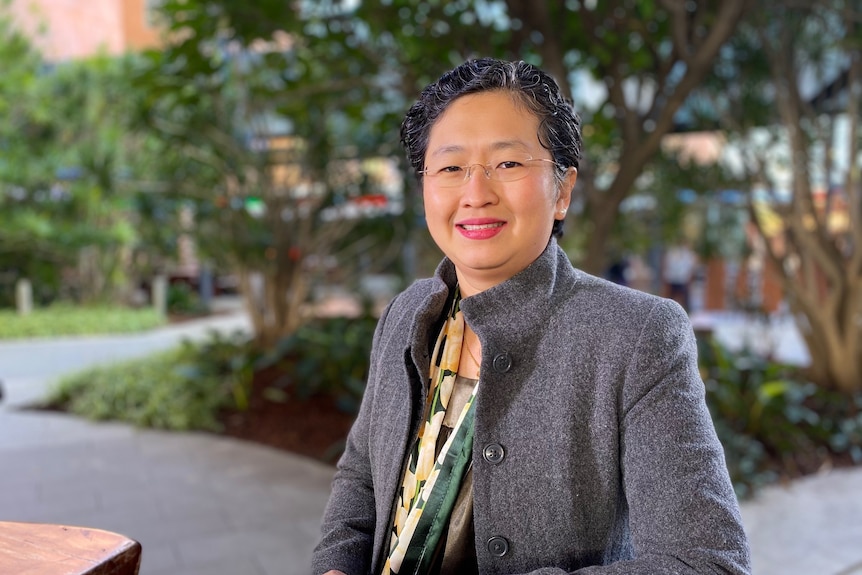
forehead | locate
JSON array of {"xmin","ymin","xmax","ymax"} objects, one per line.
[{"xmin": 426, "ymin": 91, "xmax": 542, "ymax": 159}]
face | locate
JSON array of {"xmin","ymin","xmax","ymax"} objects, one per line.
[{"xmin": 422, "ymin": 91, "xmax": 577, "ymax": 296}]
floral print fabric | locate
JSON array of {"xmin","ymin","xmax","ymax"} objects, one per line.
[{"xmin": 382, "ymin": 291, "xmax": 478, "ymax": 575}]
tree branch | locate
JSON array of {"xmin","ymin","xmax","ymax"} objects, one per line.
[
  {"xmin": 844, "ymin": 13, "xmax": 862, "ymax": 279},
  {"xmin": 757, "ymin": 24, "xmax": 846, "ymax": 289}
]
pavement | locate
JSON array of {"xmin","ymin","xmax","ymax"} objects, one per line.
[{"xmin": 1, "ymin": 301, "xmax": 861, "ymax": 575}]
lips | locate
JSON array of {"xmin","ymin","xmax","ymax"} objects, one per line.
[{"xmin": 456, "ymin": 218, "xmax": 506, "ymax": 239}]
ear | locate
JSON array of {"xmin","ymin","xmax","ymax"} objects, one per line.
[{"xmin": 555, "ymin": 167, "xmax": 577, "ymax": 219}]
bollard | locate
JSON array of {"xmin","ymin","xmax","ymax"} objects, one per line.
[
  {"xmin": 199, "ymin": 265, "xmax": 214, "ymax": 312},
  {"xmin": 152, "ymin": 275, "xmax": 168, "ymax": 317},
  {"xmin": 15, "ymin": 279, "xmax": 32, "ymax": 316}
]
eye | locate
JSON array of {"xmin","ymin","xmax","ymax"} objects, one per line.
[
  {"xmin": 438, "ymin": 165, "xmax": 465, "ymax": 174},
  {"xmin": 497, "ymin": 160, "xmax": 525, "ymax": 170}
]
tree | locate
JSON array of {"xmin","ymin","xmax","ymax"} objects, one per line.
[
  {"xmin": 0, "ymin": 6, "xmax": 143, "ymax": 305},
  {"xmin": 136, "ymin": 0, "xmax": 404, "ymax": 345},
  {"xmin": 498, "ymin": 0, "xmax": 748, "ymax": 273},
  {"xmin": 292, "ymin": 1, "xmax": 748, "ymax": 274},
  {"xmin": 135, "ymin": 0, "xmax": 750, "ymax": 341},
  {"xmin": 707, "ymin": 0, "xmax": 862, "ymax": 392}
]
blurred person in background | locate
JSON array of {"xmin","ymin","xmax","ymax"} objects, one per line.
[
  {"xmin": 662, "ymin": 241, "xmax": 699, "ymax": 312},
  {"xmin": 313, "ymin": 58, "xmax": 750, "ymax": 575}
]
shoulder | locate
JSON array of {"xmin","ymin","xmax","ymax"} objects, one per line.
[
  {"xmin": 397, "ymin": 276, "xmax": 440, "ymax": 303},
  {"xmin": 386, "ymin": 256, "xmax": 455, "ymax": 316},
  {"xmin": 372, "ymin": 275, "xmax": 450, "ymax": 342},
  {"xmin": 568, "ymin": 270, "xmax": 671, "ymax": 314},
  {"xmin": 559, "ymin": 271, "xmax": 692, "ymax": 342},
  {"xmin": 383, "ymin": 277, "xmax": 442, "ymax": 319}
]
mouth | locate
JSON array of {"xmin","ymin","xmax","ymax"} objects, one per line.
[
  {"xmin": 458, "ymin": 222, "xmax": 505, "ymax": 231},
  {"xmin": 455, "ymin": 219, "xmax": 507, "ymax": 240}
]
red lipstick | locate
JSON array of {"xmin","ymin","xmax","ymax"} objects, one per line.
[{"xmin": 456, "ymin": 218, "xmax": 506, "ymax": 240}]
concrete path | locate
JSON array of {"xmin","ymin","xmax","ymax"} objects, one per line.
[
  {"xmin": 740, "ymin": 467, "xmax": 862, "ymax": 575},
  {"xmin": 0, "ymin": 411, "xmax": 334, "ymax": 575},
  {"xmin": 1, "ymin": 305, "xmax": 334, "ymax": 575},
  {"xmin": 1, "ymin": 305, "xmax": 861, "ymax": 574}
]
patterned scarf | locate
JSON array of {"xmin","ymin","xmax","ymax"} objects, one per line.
[{"xmin": 381, "ymin": 290, "xmax": 478, "ymax": 575}]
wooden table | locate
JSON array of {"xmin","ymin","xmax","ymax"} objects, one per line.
[{"xmin": 0, "ymin": 521, "xmax": 141, "ymax": 575}]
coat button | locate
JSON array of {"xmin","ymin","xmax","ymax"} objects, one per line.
[
  {"xmin": 487, "ymin": 536, "xmax": 509, "ymax": 556},
  {"xmin": 482, "ymin": 443, "xmax": 505, "ymax": 464},
  {"xmin": 492, "ymin": 352, "xmax": 512, "ymax": 373}
]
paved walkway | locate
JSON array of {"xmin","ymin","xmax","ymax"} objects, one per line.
[
  {"xmin": 1, "ymin": 307, "xmax": 334, "ymax": 575},
  {"xmin": 1, "ymin": 305, "xmax": 861, "ymax": 574}
]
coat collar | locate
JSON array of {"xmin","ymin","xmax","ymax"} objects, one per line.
[{"xmin": 427, "ymin": 238, "xmax": 580, "ymax": 339}]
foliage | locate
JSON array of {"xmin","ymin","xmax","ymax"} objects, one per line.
[
  {"xmin": 130, "ymin": 0, "xmax": 407, "ymax": 344},
  {"xmin": 699, "ymin": 0, "xmax": 862, "ymax": 392},
  {"xmin": 0, "ymin": 304, "xmax": 164, "ymax": 339},
  {"xmin": 0, "ymin": 7, "xmax": 158, "ymax": 304},
  {"xmin": 166, "ymin": 282, "xmax": 207, "ymax": 316},
  {"xmin": 699, "ymin": 335, "xmax": 862, "ymax": 498},
  {"xmin": 599, "ymin": 146, "xmax": 745, "ymax": 272},
  {"xmin": 171, "ymin": 330, "xmax": 259, "ymax": 411},
  {"xmin": 41, "ymin": 315, "xmax": 375, "ymax": 435},
  {"xmin": 0, "ymin": 9, "xmax": 68, "ymax": 303},
  {"xmin": 256, "ymin": 314, "xmax": 378, "ymax": 414},
  {"xmin": 46, "ymin": 331, "xmax": 255, "ymax": 430},
  {"xmin": 1, "ymin": 0, "xmax": 752, "ymax": 328},
  {"xmin": 499, "ymin": 0, "xmax": 748, "ymax": 273},
  {"xmin": 139, "ymin": 0, "xmax": 750, "ymax": 291},
  {"xmin": 295, "ymin": 0, "xmax": 749, "ymax": 273}
]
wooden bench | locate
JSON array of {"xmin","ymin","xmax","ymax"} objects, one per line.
[{"xmin": 0, "ymin": 521, "xmax": 141, "ymax": 575}]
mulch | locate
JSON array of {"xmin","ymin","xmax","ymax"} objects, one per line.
[{"xmin": 217, "ymin": 367, "xmax": 356, "ymax": 465}]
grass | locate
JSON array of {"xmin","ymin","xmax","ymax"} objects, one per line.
[{"xmin": 0, "ymin": 304, "xmax": 165, "ymax": 339}]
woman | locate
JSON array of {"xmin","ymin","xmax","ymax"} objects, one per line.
[{"xmin": 313, "ymin": 58, "xmax": 751, "ymax": 575}]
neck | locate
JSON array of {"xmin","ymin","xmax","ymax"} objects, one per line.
[
  {"xmin": 459, "ymin": 324, "xmax": 482, "ymax": 378},
  {"xmin": 455, "ymin": 270, "xmax": 502, "ymax": 298}
]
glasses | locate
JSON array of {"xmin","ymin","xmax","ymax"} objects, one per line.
[{"xmin": 419, "ymin": 154, "xmax": 559, "ymax": 188}]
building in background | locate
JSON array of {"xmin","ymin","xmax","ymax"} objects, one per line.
[{"xmin": 8, "ymin": 0, "xmax": 161, "ymax": 61}]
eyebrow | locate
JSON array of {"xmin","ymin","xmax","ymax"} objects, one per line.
[{"xmin": 428, "ymin": 139, "xmax": 532, "ymax": 158}]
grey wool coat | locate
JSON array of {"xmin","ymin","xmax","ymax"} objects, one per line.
[{"xmin": 312, "ymin": 239, "xmax": 751, "ymax": 575}]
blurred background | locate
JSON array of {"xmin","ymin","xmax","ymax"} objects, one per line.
[{"xmin": 1, "ymin": 0, "xmax": 861, "ymax": 573}]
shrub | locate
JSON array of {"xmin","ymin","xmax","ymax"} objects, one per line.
[
  {"xmin": 699, "ymin": 336, "xmax": 862, "ymax": 498},
  {"xmin": 44, "ymin": 311, "xmax": 862, "ymax": 501},
  {"xmin": 46, "ymin": 330, "xmax": 255, "ymax": 431},
  {"xmin": 41, "ymin": 312, "xmax": 378, "ymax": 437},
  {"xmin": 167, "ymin": 282, "xmax": 208, "ymax": 316},
  {"xmin": 256, "ymin": 314, "xmax": 378, "ymax": 414}
]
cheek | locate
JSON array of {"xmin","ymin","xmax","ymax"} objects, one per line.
[
  {"xmin": 522, "ymin": 180, "xmax": 559, "ymax": 215},
  {"xmin": 423, "ymin": 191, "xmax": 449, "ymax": 222}
]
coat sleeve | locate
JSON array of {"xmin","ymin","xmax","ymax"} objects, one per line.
[
  {"xmin": 527, "ymin": 298, "xmax": 751, "ymax": 575},
  {"xmin": 311, "ymin": 299, "xmax": 396, "ymax": 575},
  {"xmin": 613, "ymin": 299, "xmax": 750, "ymax": 573}
]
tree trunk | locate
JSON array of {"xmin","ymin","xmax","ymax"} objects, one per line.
[
  {"xmin": 743, "ymin": 5, "xmax": 862, "ymax": 393},
  {"xmin": 238, "ymin": 263, "xmax": 310, "ymax": 348},
  {"xmin": 238, "ymin": 269, "xmax": 265, "ymax": 339},
  {"xmin": 77, "ymin": 246, "xmax": 106, "ymax": 304},
  {"xmin": 756, "ymin": 214, "xmax": 862, "ymax": 393},
  {"xmin": 580, "ymin": 169, "xmax": 640, "ymax": 275},
  {"xmin": 796, "ymin": 291, "xmax": 862, "ymax": 393}
]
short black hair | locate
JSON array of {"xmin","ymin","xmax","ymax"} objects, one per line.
[{"xmin": 400, "ymin": 58, "xmax": 582, "ymax": 237}]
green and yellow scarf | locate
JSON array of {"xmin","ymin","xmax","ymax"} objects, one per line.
[{"xmin": 382, "ymin": 290, "xmax": 478, "ymax": 575}]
